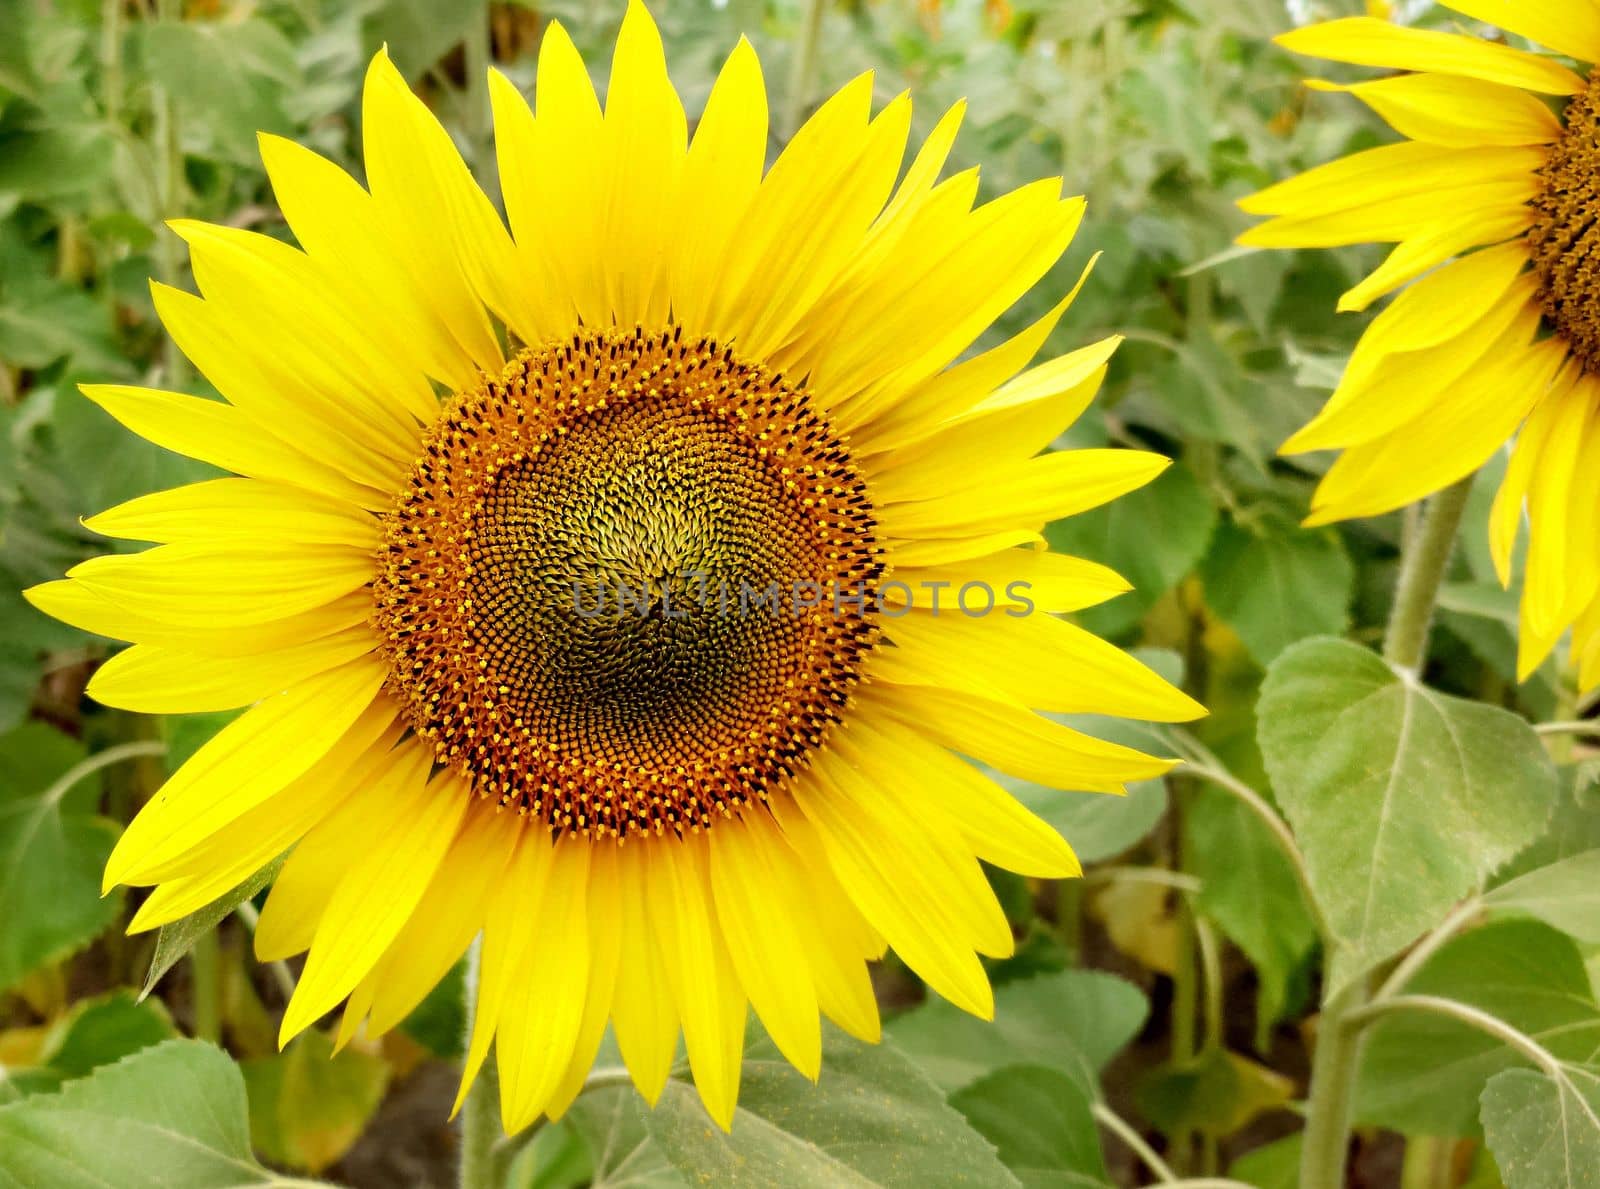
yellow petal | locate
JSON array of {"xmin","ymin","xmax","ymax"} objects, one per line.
[
  {"xmin": 869, "ymin": 338, "xmax": 1117, "ymax": 503},
  {"xmin": 1238, "ymin": 176, "xmax": 1538, "ymax": 249},
  {"xmin": 79, "ymin": 384, "xmax": 382, "ymax": 510},
  {"xmin": 884, "ymin": 609, "xmax": 1205, "ymax": 722},
  {"xmin": 24, "ymin": 579, "xmax": 369, "ymax": 657},
  {"xmin": 257, "ymin": 133, "xmax": 477, "ymax": 391},
  {"xmin": 884, "ymin": 448, "xmax": 1170, "ymax": 538},
  {"xmin": 598, "ymin": 0, "xmax": 687, "ymax": 327},
  {"xmin": 1274, "ymin": 17, "xmax": 1584, "ymax": 95},
  {"xmin": 1305, "ymin": 74, "xmax": 1561, "ymax": 148},
  {"xmin": 666, "ymin": 37, "xmax": 768, "ymax": 335},
  {"xmin": 861, "ymin": 280, "xmax": 1082, "ymax": 454},
  {"xmin": 846, "ymin": 718, "xmax": 1079, "ymax": 878},
  {"xmin": 1308, "ymin": 319, "xmax": 1565, "ymax": 523},
  {"xmin": 280, "ymin": 757, "xmax": 470, "ymax": 1044},
  {"xmin": 885, "ymin": 548, "xmax": 1131, "ymax": 615},
  {"xmin": 171, "ymin": 219, "xmax": 437, "ymax": 429},
  {"xmin": 126, "ymin": 707, "xmax": 401, "ymax": 924},
  {"xmin": 1284, "ymin": 272, "xmax": 1538, "ymax": 455},
  {"xmin": 68, "ymin": 543, "xmax": 373, "ymax": 630},
  {"xmin": 87, "ymin": 629, "xmax": 375, "ymax": 714},
  {"xmin": 496, "ymin": 837, "xmax": 591, "ymax": 1132},
  {"xmin": 151, "ymin": 283, "xmax": 411, "ymax": 494},
  {"xmin": 1336, "ymin": 206, "xmax": 1531, "ymax": 313},
  {"xmin": 1437, "ymin": 0, "xmax": 1600, "ymax": 66},
  {"xmin": 361, "ymin": 49, "xmax": 505, "ymax": 374},
  {"xmin": 647, "ymin": 836, "xmax": 745, "ymax": 1130},
  {"xmin": 85, "ymin": 478, "xmax": 378, "ymax": 548},
  {"xmin": 864, "ymin": 682, "xmax": 1175, "ymax": 793},
  {"xmin": 105, "ymin": 658, "xmax": 389, "ymax": 889},
  {"xmin": 793, "ymin": 761, "xmax": 996, "ymax": 1018},
  {"xmin": 609, "ymin": 842, "xmax": 681, "ymax": 1105},
  {"xmin": 358, "ymin": 799, "xmax": 523, "ymax": 1041},
  {"xmin": 544, "ymin": 841, "xmax": 624, "ymax": 1121},
  {"xmin": 709, "ymin": 817, "xmax": 822, "ymax": 1080}
]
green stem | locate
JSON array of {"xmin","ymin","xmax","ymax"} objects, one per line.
[
  {"xmin": 1534, "ymin": 719, "xmax": 1600, "ymax": 737},
  {"xmin": 1382, "ymin": 477, "xmax": 1475, "ymax": 671},
  {"xmin": 1298, "ymin": 979, "xmax": 1372, "ymax": 1189},
  {"xmin": 782, "ymin": 0, "xmax": 826, "ymax": 138},
  {"xmin": 101, "ymin": 0, "xmax": 124, "ymax": 127},
  {"xmin": 462, "ymin": 5, "xmax": 492, "ymax": 170},
  {"xmin": 190, "ymin": 929, "xmax": 221, "ymax": 1043},
  {"xmin": 459, "ymin": 939, "xmax": 501, "ymax": 1189},
  {"xmin": 1345, "ymin": 995, "xmax": 1562, "ymax": 1076},
  {"xmin": 153, "ymin": 0, "xmax": 188, "ymax": 388}
]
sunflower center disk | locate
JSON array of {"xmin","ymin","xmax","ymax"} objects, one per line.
[
  {"xmin": 372, "ymin": 328, "xmax": 882, "ymax": 838},
  {"xmin": 1530, "ymin": 71, "xmax": 1600, "ymax": 370}
]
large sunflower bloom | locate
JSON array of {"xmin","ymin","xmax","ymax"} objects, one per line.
[
  {"xmin": 1240, "ymin": 6, "xmax": 1600, "ymax": 683},
  {"xmin": 26, "ymin": 2, "xmax": 1200, "ymax": 1131}
]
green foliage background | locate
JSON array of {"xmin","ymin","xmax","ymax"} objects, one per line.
[{"xmin": 1, "ymin": 0, "xmax": 1595, "ymax": 1186}]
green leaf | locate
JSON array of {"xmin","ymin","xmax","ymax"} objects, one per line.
[
  {"xmin": 886, "ymin": 970, "xmax": 1146, "ymax": 1095},
  {"xmin": 142, "ymin": 855, "xmax": 283, "ymax": 999},
  {"xmin": 949, "ymin": 1065, "xmax": 1111, "ymax": 1188},
  {"xmin": 1135, "ymin": 1047, "xmax": 1294, "ymax": 1139},
  {"xmin": 563, "ymin": 1080, "xmax": 683, "ymax": 1188},
  {"xmin": 138, "ymin": 18, "xmax": 301, "ymax": 163},
  {"xmin": 1481, "ymin": 1065, "xmax": 1600, "ymax": 1189},
  {"xmin": 1186, "ymin": 784, "xmax": 1317, "ymax": 1030},
  {"xmin": 1227, "ymin": 1133, "xmax": 1302, "ymax": 1189},
  {"xmin": 643, "ymin": 1030, "xmax": 1019, "ymax": 1188},
  {"xmin": 242, "ymin": 1029, "xmax": 390, "ymax": 1174},
  {"xmin": 1356, "ymin": 920, "xmax": 1600, "ymax": 1137},
  {"xmin": 0, "ymin": 723, "xmax": 122, "ymax": 993},
  {"xmin": 0, "ymin": 1039, "xmax": 305, "ymax": 1187},
  {"xmin": 1257, "ymin": 637, "xmax": 1557, "ymax": 995},
  {"xmin": 35, "ymin": 991, "xmax": 177, "ymax": 1083},
  {"xmin": 1484, "ymin": 849, "xmax": 1600, "ymax": 944},
  {"xmin": 1200, "ymin": 518, "xmax": 1353, "ymax": 666},
  {"xmin": 398, "ymin": 956, "xmax": 466, "ymax": 1058},
  {"xmin": 1047, "ymin": 460, "xmax": 1217, "ymax": 638},
  {"xmin": 1, "ymin": 991, "xmax": 176, "ymax": 1101}
]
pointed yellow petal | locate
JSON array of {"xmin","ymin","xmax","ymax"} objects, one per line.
[
  {"xmin": 495, "ymin": 837, "xmax": 591, "ymax": 1132},
  {"xmin": 709, "ymin": 818, "xmax": 822, "ymax": 1080},
  {"xmin": 1274, "ymin": 18, "xmax": 1584, "ymax": 94},
  {"xmin": 87, "ymin": 629, "xmax": 375, "ymax": 715},
  {"xmin": 105, "ymin": 659, "xmax": 389, "ymax": 891},
  {"xmin": 884, "ymin": 448, "xmax": 1170, "ymax": 538},
  {"xmin": 361, "ymin": 49, "xmax": 505, "ymax": 373},
  {"xmin": 84, "ymin": 478, "xmax": 379, "ymax": 549},
  {"xmin": 280, "ymin": 758, "xmax": 470, "ymax": 1044},
  {"xmin": 1437, "ymin": 0, "xmax": 1600, "ymax": 66},
  {"xmin": 647, "ymin": 837, "xmax": 745, "ymax": 1130},
  {"xmin": 69, "ymin": 543, "xmax": 373, "ymax": 630},
  {"xmin": 79, "ymin": 384, "xmax": 381, "ymax": 509},
  {"xmin": 609, "ymin": 843, "xmax": 680, "ymax": 1105},
  {"xmin": 1305, "ymin": 74, "xmax": 1561, "ymax": 148}
]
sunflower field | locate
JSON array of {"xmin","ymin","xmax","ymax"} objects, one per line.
[{"xmin": 5, "ymin": 0, "xmax": 1600, "ymax": 1186}]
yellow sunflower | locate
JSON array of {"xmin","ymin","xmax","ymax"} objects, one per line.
[
  {"xmin": 26, "ymin": 1, "xmax": 1200, "ymax": 1132},
  {"xmin": 1241, "ymin": 5, "xmax": 1600, "ymax": 684}
]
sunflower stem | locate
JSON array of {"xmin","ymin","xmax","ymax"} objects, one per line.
[
  {"xmin": 782, "ymin": 0, "xmax": 827, "ymax": 139},
  {"xmin": 1298, "ymin": 976, "xmax": 1373, "ymax": 1189},
  {"xmin": 152, "ymin": 0, "xmax": 188, "ymax": 388},
  {"xmin": 459, "ymin": 938, "xmax": 501, "ymax": 1189},
  {"xmin": 190, "ymin": 929, "xmax": 221, "ymax": 1042},
  {"xmin": 1381, "ymin": 476, "xmax": 1474, "ymax": 672}
]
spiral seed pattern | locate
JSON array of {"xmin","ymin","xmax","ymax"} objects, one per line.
[{"xmin": 372, "ymin": 327, "xmax": 882, "ymax": 838}]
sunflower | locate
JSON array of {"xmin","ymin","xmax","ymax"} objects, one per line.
[
  {"xmin": 1240, "ymin": 5, "xmax": 1600, "ymax": 684},
  {"xmin": 26, "ymin": 1, "xmax": 1200, "ymax": 1132}
]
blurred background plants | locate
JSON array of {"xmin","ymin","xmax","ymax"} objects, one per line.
[{"xmin": 2, "ymin": 0, "xmax": 1595, "ymax": 1186}]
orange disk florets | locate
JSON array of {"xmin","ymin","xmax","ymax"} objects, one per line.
[{"xmin": 371, "ymin": 326, "xmax": 882, "ymax": 839}]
